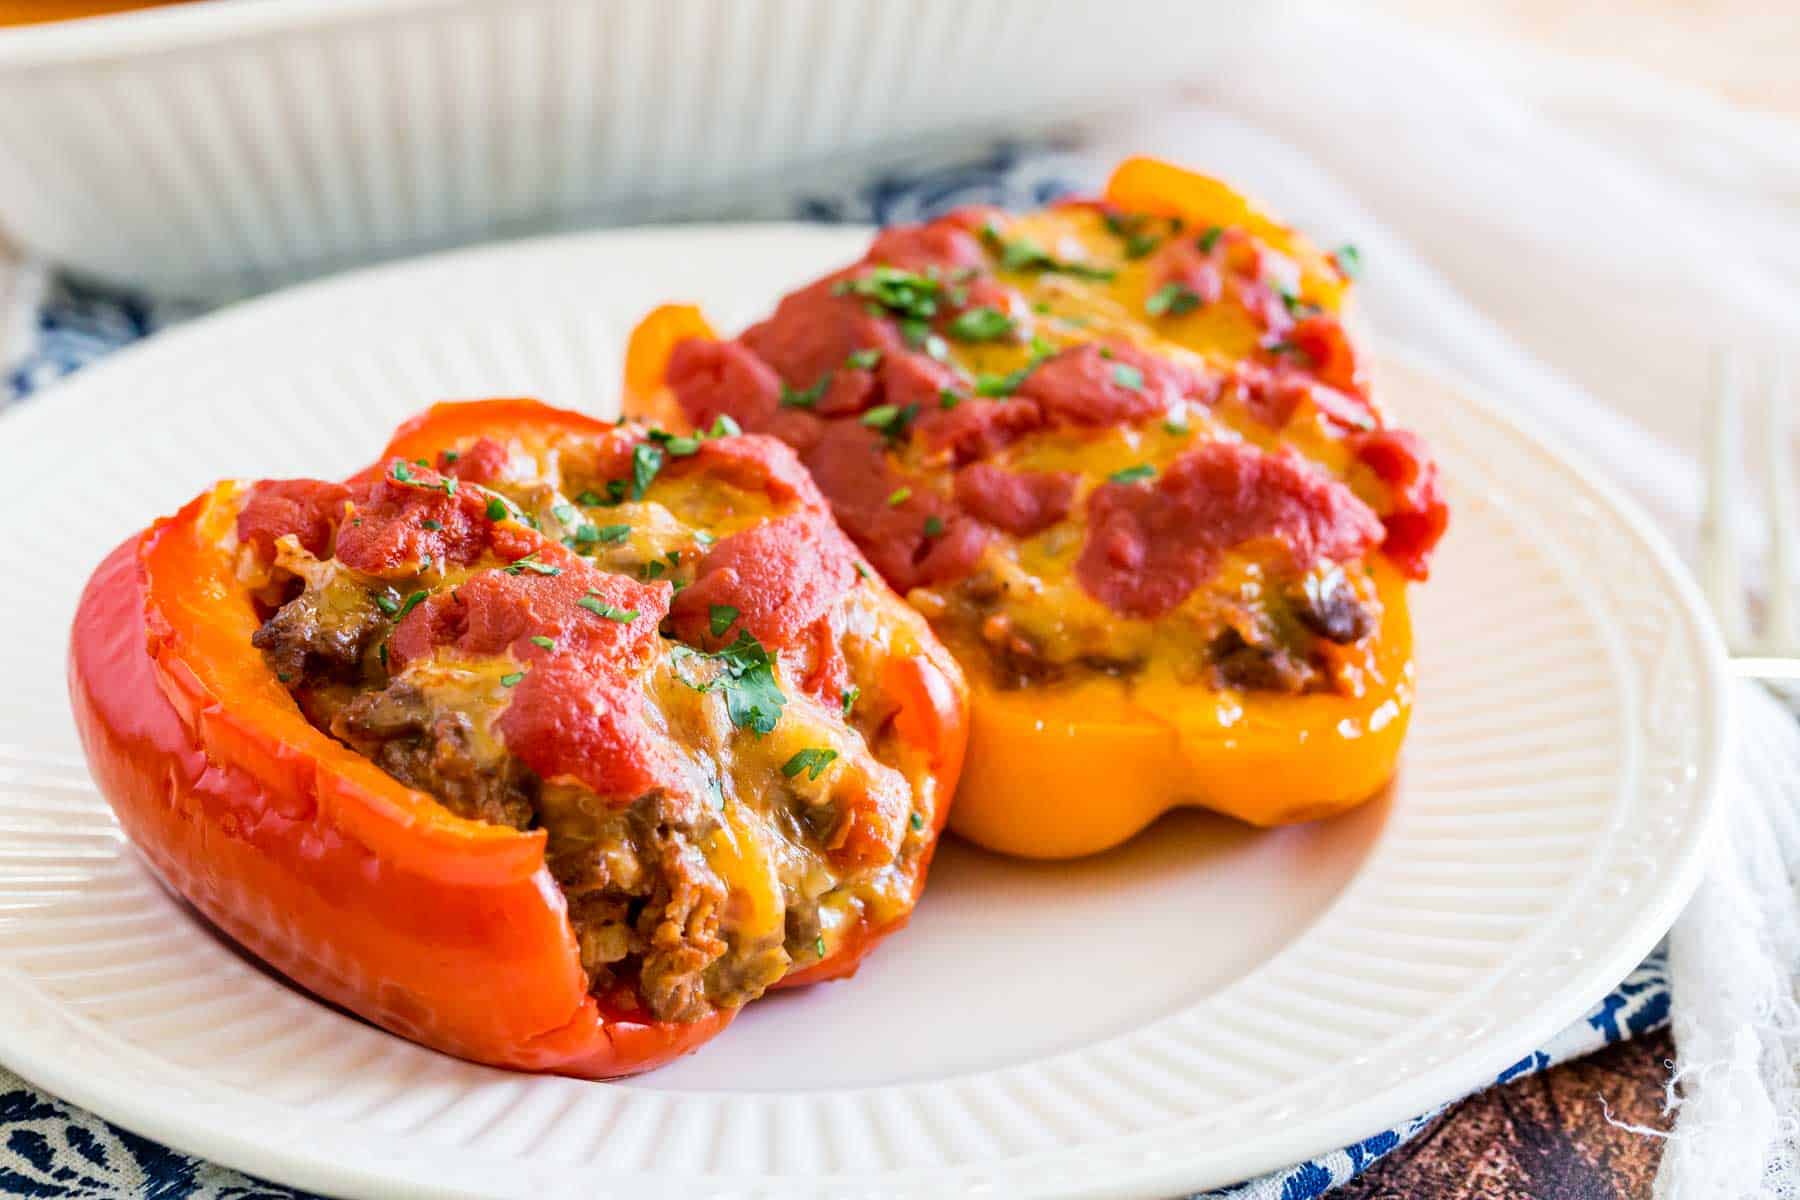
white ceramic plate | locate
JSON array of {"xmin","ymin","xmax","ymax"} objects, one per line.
[{"xmin": 0, "ymin": 225, "xmax": 1726, "ymax": 1199}]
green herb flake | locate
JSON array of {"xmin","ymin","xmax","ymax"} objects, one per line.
[
  {"xmin": 939, "ymin": 388, "xmax": 962, "ymax": 410},
  {"xmin": 372, "ymin": 591, "xmax": 401, "ymax": 616},
  {"xmin": 780, "ymin": 375, "xmax": 831, "ymax": 409},
  {"xmin": 504, "ymin": 552, "xmax": 561, "ymax": 577},
  {"xmin": 709, "ymin": 414, "xmax": 742, "ymax": 438},
  {"xmin": 709, "ymin": 604, "xmax": 739, "ymax": 637},
  {"xmin": 276, "ymin": 671, "xmax": 292, "ymax": 684},
  {"xmin": 575, "ymin": 489, "xmax": 603, "ymax": 506},
  {"xmin": 500, "ymin": 671, "xmax": 525, "ymax": 688},
  {"xmin": 578, "ymin": 596, "xmax": 638, "ymax": 623},
  {"xmin": 1198, "ymin": 225, "xmax": 1224, "ymax": 254},
  {"xmin": 392, "ymin": 462, "xmax": 414, "ymax": 483},
  {"xmin": 485, "ymin": 497, "xmax": 509, "ymax": 521},
  {"xmin": 833, "ymin": 265, "xmax": 943, "ymax": 321},
  {"xmin": 781, "ymin": 747, "xmax": 839, "ymax": 781},
  {"xmin": 397, "ymin": 589, "xmax": 429, "ymax": 618},
  {"xmin": 854, "ymin": 562, "xmax": 871, "ymax": 580},
  {"xmin": 1124, "ymin": 231, "xmax": 1162, "ymax": 259},
  {"xmin": 670, "ymin": 629, "xmax": 787, "ymax": 735},
  {"xmin": 551, "ymin": 503, "xmax": 576, "ymax": 523},
  {"xmin": 815, "ymin": 935, "xmax": 828, "ymax": 959},
  {"xmin": 985, "ymin": 227, "xmax": 1117, "ymax": 281},
  {"xmin": 694, "ymin": 530, "xmax": 716, "ymax": 547},
  {"xmin": 910, "ymin": 811, "xmax": 925, "ymax": 831},
  {"xmin": 974, "ymin": 365, "xmax": 1035, "ymax": 397},
  {"xmin": 441, "ymin": 449, "xmax": 460, "ymax": 464},
  {"xmin": 630, "ymin": 442, "xmax": 665, "ymax": 499},
  {"xmin": 1112, "ymin": 363, "xmax": 1145, "ymax": 392},
  {"xmin": 861, "ymin": 404, "xmax": 902, "ymax": 429},
  {"xmin": 1163, "ymin": 408, "xmax": 1191, "ymax": 435},
  {"xmin": 841, "ymin": 684, "xmax": 860, "ymax": 716},
  {"xmin": 947, "ymin": 306, "xmax": 1016, "ymax": 342},
  {"xmin": 642, "ymin": 560, "xmax": 667, "ymax": 580},
  {"xmin": 1335, "ymin": 243, "xmax": 1362, "ymax": 279},
  {"xmin": 443, "ymin": 478, "xmax": 458, "ymax": 497},
  {"xmin": 596, "ymin": 524, "xmax": 631, "ymax": 544},
  {"xmin": 886, "ymin": 486, "xmax": 913, "ymax": 506},
  {"xmin": 922, "ymin": 515, "xmax": 945, "ymax": 538},
  {"xmin": 1108, "ymin": 463, "xmax": 1156, "ymax": 485},
  {"xmin": 529, "ymin": 635, "xmax": 556, "ymax": 651},
  {"xmin": 846, "ymin": 347, "xmax": 883, "ymax": 371},
  {"xmin": 377, "ymin": 642, "xmax": 389, "ymax": 669},
  {"xmin": 664, "ymin": 435, "xmax": 702, "ymax": 457},
  {"xmin": 1145, "ymin": 282, "xmax": 1201, "ymax": 318},
  {"xmin": 420, "ymin": 518, "xmax": 443, "ymax": 531}
]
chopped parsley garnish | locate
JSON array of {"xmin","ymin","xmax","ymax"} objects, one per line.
[
  {"xmin": 500, "ymin": 671, "xmax": 524, "ymax": 688},
  {"xmin": 419, "ymin": 552, "xmax": 433, "ymax": 572},
  {"xmin": 861, "ymin": 402, "xmax": 919, "ymax": 443},
  {"xmin": 441, "ymin": 449, "xmax": 460, "ymax": 464},
  {"xmin": 922, "ymin": 515, "xmax": 945, "ymax": 538},
  {"xmin": 421, "ymin": 518, "xmax": 443, "ymax": 531},
  {"xmin": 529, "ymin": 635, "xmax": 556, "ymax": 650},
  {"xmin": 669, "ymin": 629, "xmax": 786, "ymax": 735},
  {"xmin": 846, "ymin": 347, "xmax": 883, "ymax": 371},
  {"xmin": 392, "ymin": 462, "xmax": 414, "ymax": 482},
  {"xmin": 1124, "ymin": 231, "xmax": 1162, "ymax": 258},
  {"xmin": 1145, "ymin": 282, "xmax": 1201, "ymax": 318},
  {"xmin": 854, "ymin": 561, "xmax": 870, "ymax": 580},
  {"xmin": 939, "ymin": 388, "xmax": 962, "ymax": 410},
  {"xmin": 910, "ymin": 811, "xmax": 925, "ymax": 831},
  {"xmin": 780, "ymin": 375, "xmax": 831, "ymax": 409},
  {"xmin": 709, "ymin": 414, "xmax": 742, "ymax": 438},
  {"xmin": 709, "ymin": 604, "xmax": 739, "ymax": 637},
  {"xmin": 694, "ymin": 529, "xmax": 716, "ymax": 547},
  {"xmin": 1265, "ymin": 338, "xmax": 1312, "ymax": 362},
  {"xmin": 665, "ymin": 550, "xmax": 682, "ymax": 567},
  {"xmin": 504, "ymin": 552, "xmax": 561, "ymax": 576},
  {"xmin": 485, "ymin": 497, "xmax": 509, "ymax": 521},
  {"xmin": 781, "ymin": 747, "xmax": 839, "ymax": 781},
  {"xmin": 551, "ymin": 503, "xmax": 576, "ymax": 523},
  {"xmin": 641, "ymin": 560, "xmax": 666, "ymax": 579},
  {"xmin": 1336, "ymin": 243, "xmax": 1362, "ymax": 279},
  {"xmin": 578, "ymin": 596, "xmax": 638, "ymax": 622},
  {"xmin": 1111, "ymin": 363, "xmax": 1145, "ymax": 391},
  {"xmin": 1109, "ymin": 464, "xmax": 1156, "ymax": 485},
  {"xmin": 841, "ymin": 684, "xmax": 860, "ymax": 715},
  {"xmin": 630, "ymin": 442, "xmax": 664, "ymax": 499},
  {"xmin": 372, "ymin": 591, "xmax": 400, "ymax": 616},
  {"xmin": 947, "ymin": 306, "xmax": 1015, "ymax": 342},
  {"xmin": 982, "ymin": 225, "xmax": 1116, "ymax": 281},
  {"xmin": 377, "ymin": 642, "xmax": 388, "ymax": 669},
  {"xmin": 815, "ymin": 935, "xmax": 827, "ymax": 959},
  {"xmin": 1198, "ymin": 225, "xmax": 1224, "ymax": 254},
  {"xmin": 575, "ymin": 489, "xmax": 604, "ymax": 506},
  {"xmin": 833, "ymin": 266, "xmax": 943, "ymax": 321},
  {"xmin": 1163, "ymin": 408, "xmax": 1191, "ymax": 435},
  {"xmin": 442, "ymin": 477, "xmax": 457, "ymax": 497},
  {"xmin": 594, "ymin": 524, "xmax": 631, "ymax": 544},
  {"xmin": 974, "ymin": 365, "xmax": 1035, "ymax": 397},
  {"xmin": 397, "ymin": 589, "xmax": 429, "ymax": 618},
  {"xmin": 886, "ymin": 486, "xmax": 912, "ymax": 506},
  {"xmin": 276, "ymin": 671, "xmax": 292, "ymax": 684}
]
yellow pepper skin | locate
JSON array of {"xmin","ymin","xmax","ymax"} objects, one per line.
[{"xmin": 623, "ymin": 158, "xmax": 1445, "ymax": 860}]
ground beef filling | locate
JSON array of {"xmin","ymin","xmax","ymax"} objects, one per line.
[{"xmin": 253, "ymin": 580, "xmax": 789, "ymax": 1023}]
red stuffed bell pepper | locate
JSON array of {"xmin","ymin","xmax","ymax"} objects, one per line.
[{"xmin": 68, "ymin": 398, "xmax": 967, "ymax": 1078}]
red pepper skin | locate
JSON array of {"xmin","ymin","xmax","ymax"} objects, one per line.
[
  {"xmin": 68, "ymin": 398, "xmax": 969, "ymax": 1074},
  {"xmin": 68, "ymin": 511, "xmax": 727, "ymax": 1079}
]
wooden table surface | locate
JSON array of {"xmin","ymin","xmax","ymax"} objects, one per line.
[{"xmin": 1343, "ymin": 1029, "xmax": 1674, "ymax": 1197}]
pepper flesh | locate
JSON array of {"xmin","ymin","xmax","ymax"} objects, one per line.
[
  {"xmin": 67, "ymin": 404, "xmax": 968, "ymax": 1077},
  {"xmin": 622, "ymin": 158, "xmax": 1435, "ymax": 859}
]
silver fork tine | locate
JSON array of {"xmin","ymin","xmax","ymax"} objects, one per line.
[
  {"xmin": 1705, "ymin": 350, "xmax": 1749, "ymax": 649},
  {"xmin": 1767, "ymin": 353, "xmax": 1797, "ymax": 656}
]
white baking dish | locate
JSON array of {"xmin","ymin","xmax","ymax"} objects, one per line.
[{"xmin": 0, "ymin": 0, "xmax": 1233, "ymax": 295}]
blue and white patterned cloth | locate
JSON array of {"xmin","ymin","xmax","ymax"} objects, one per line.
[{"xmin": 0, "ymin": 144, "xmax": 1673, "ymax": 1199}]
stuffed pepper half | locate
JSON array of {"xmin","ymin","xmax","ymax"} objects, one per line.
[
  {"xmin": 625, "ymin": 157, "xmax": 1447, "ymax": 859},
  {"xmin": 68, "ymin": 399, "xmax": 966, "ymax": 1077}
]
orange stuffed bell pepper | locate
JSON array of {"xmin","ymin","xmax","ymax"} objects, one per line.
[
  {"xmin": 67, "ymin": 399, "xmax": 966, "ymax": 1078},
  {"xmin": 622, "ymin": 157, "xmax": 1447, "ymax": 859}
]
